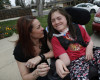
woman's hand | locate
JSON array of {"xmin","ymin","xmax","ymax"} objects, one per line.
[
  {"xmin": 36, "ymin": 63, "xmax": 50, "ymax": 77},
  {"xmin": 86, "ymin": 40, "xmax": 94, "ymax": 61},
  {"xmin": 25, "ymin": 56, "xmax": 41, "ymax": 68},
  {"xmin": 56, "ymin": 59, "xmax": 70, "ymax": 79}
]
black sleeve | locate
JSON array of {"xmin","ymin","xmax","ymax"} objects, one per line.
[{"xmin": 13, "ymin": 44, "xmax": 28, "ymax": 62}]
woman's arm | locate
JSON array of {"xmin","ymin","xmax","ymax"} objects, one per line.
[
  {"xmin": 86, "ymin": 40, "xmax": 94, "ymax": 60},
  {"xmin": 26, "ymin": 40, "xmax": 54, "ymax": 68},
  {"xmin": 25, "ymin": 56, "xmax": 41, "ymax": 68},
  {"xmin": 17, "ymin": 61, "xmax": 50, "ymax": 80},
  {"xmin": 17, "ymin": 61, "xmax": 39, "ymax": 80}
]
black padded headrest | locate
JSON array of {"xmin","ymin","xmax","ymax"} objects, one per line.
[{"xmin": 64, "ymin": 7, "xmax": 91, "ymax": 25}]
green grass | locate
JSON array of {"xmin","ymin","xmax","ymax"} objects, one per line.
[
  {"xmin": 0, "ymin": 14, "xmax": 94, "ymax": 39},
  {"xmin": 0, "ymin": 20, "xmax": 17, "ymax": 38},
  {"xmin": 0, "ymin": 15, "xmax": 48, "ymax": 39},
  {"xmin": 37, "ymin": 15, "xmax": 48, "ymax": 28},
  {"xmin": 0, "ymin": 20, "xmax": 17, "ymax": 27},
  {"xmin": 85, "ymin": 14, "xmax": 95, "ymax": 36}
]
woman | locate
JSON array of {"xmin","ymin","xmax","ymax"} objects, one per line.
[
  {"xmin": 13, "ymin": 15, "xmax": 53, "ymax": 80},
  {"xmin": 48, "ymin": 7, "xmax": 100, "ymax": 80}
]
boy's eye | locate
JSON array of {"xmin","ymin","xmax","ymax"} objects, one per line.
[
  {"xmin": 51, "ymin": 19, "xmax": 55, "ymax": 23},
  {"xmin": 51, "ymin": 17, "xmax": 61, "ymax": 22},
  {"xmin": 57, "ymin": 17, "xmax": 61, "ymax": 20}
]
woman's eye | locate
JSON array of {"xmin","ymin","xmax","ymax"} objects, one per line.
[{"xmin": 37, "ymin": 25, "xmax": 40, "ymax": 29}]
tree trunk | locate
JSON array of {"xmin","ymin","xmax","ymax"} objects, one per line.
[
  {"xmin": 37, "ymin": 0, "xmax": 43, "ymax": 17},
  {"xmin": 20, "ymin": 0, "xmax": 26, "ymax": 8},
  {"xmin": 15, "ymin": 0, "xmax": 20, "ymax": 6},
  {"xmin": 15, "ymin": 0, "xmax": 26, "ymax": 8}
]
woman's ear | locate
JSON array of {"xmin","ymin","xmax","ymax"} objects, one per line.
[{"xmin": 64, "ymin": 7, "xmax": 91, "ymax": 25}]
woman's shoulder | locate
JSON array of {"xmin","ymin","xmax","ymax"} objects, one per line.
[
  {"xmin": 13, "ymin": 43, "xmax": 22, "ymax": 56},
  {"xmin": 13, "ymin": 43, "xmax": 27, "ymax": 62},
  {"xmin": 14, "ymin": 43, "xmax": 22, "ymax": 53}
]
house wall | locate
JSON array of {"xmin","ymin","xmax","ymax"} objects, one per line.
[{"xmin": 56, "ymin": 4, "xmax": 63, "ymax": 7}]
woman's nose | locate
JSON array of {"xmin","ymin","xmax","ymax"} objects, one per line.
[{"xmin": 41, "ymin": 27, "xmax": 44, "ymax": 30}]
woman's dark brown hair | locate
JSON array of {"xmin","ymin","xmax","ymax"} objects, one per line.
[
  {"xmin": 48, "ymin": 7, "xmax": 76, "ymax": 41},
  {"xmin": 16, "ymin": 15, "xmax": 36, "ymax": 57}
]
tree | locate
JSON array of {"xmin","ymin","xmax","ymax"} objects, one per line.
[
  {"xmin": 31, "ymin": 0, "xmax": 34, "ymax": 4},
  {"xmin": 15, "ymin": 0, "xmax": 26, "ymax": 8},
  {"xmin": 20, "ymin": 0, "xmax": 26, "ymax": 7},
  {"xmin": 0, "ymin": 0, "xmax": 4, "ymax": 9},
  {"xmin": 3, "ymin": 0, "xmax": 11, "ymax": 5},
  {"xmin": 0, "ymin": 0, "xmax": 11, "ymax": 9},
  {"xmin": 42, "ymin": 0, "xmax": 45, "ymax": 6},
  {"xmin": 36, "ymin": 0, "xmax": 44, "ymax": 17},
  {"xmin": 15, "ymin": 0, "xmax": 20, "ymax": 6}
]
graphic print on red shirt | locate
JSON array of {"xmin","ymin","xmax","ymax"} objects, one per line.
[{"xmin": 51, "ymin": 25, "xmax": 91, "ymax": 61}]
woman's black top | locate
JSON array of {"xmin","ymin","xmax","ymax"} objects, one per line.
[{"xmin": 13, "ymin": 30, "xmax": 50, "ymax": 80}]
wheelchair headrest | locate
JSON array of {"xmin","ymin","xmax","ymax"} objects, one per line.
[{"xmin": 64, "ymin": 7, "xmax": 91, "ymax": 25}]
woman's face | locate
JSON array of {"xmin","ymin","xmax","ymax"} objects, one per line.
[
  {"xmin": 51, "ymin": 11, "xmax": 67, "ymax": 32},
  {"xmin": 30, "ymin": 19, "xmax": 44, "ymax": 39}
]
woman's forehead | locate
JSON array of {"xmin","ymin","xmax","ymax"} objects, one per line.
[{"xmin": 32, "ymin": 19, "xmax": 40, "ymax": 26}]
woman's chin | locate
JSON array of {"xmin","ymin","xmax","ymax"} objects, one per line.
[{"xmin": 41, "ymin": 34, "xmax": 44, "ymax": 38}]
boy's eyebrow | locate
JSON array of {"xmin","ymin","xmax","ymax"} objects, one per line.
[{"xmin": 51, "ymin": 16, "xmax": 61, "ymax": 20}]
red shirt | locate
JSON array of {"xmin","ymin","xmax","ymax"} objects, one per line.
[{"xmin": 51, "ymin": 25, "xmax": 91, "ymax": 61}]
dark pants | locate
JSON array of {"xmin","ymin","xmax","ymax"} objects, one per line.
[
  {"xmin": 69, "ymin": 50, "xmax": 100, "ymax": 80},
  {"xmin": 48, "ymin": 48, "xmax": 100, "ymax": 80}
]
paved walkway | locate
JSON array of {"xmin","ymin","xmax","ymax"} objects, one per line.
[
  {"xmin": 91, "ymin": 33, "xmax": 100, "ymax": 47},
  {"xmin": 0, "ymin": 33, "xmax": 100, "ymax": 80},
  {"xmin": 0, "ymin": 33, "xmax": 22, "ymax": 80}
]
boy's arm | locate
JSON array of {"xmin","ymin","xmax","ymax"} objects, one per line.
[
  {"xmin": 56, "ymin": 59, "xmax": 70, "ymax": 78},
  {"xmin": 86, "ymin": 40, "xmax": 94, "ymax": 60},
  {"xmin": 59, "ymin": 53, "xmax": 70, "ymax": 66}
]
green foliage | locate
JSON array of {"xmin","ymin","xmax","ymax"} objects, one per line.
[
  {"xmin": 0, "ymin": 0, "xmax": 11, "ymax": 10},
  {"xmin": 0, "ymin": 20, "xmax": 17, "ymax": 39},
  {"xmin": 15, "ymin": 0, "xmax": 20, "ymax": 6},
  {"xmin": 85, "ymin": 14, "xmax": 94, "ymax": 36},
  {"xmin": 31, "ymin": 0, "xmax": 34, "ymax": 4},
  {"xmin": 0, "ymin": 20, "xmax": 17, "ymax": 26},
  {"xmin": 37, "ymin": 15, "xmax": 48, "ymax": 29},
  {"xmin": 3, "ymin": 0, "xmax": 11, "ymax": 5},
  {"xmin": 0, "ymin": 25, "xmax": 17, "ymax": 38},
  {"xmin": 0, "ymin": 0, "xmax": 4, "ymax": 9}
]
